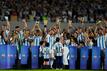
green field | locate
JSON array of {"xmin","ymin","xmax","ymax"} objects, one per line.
[{"xmin": 1, "ymin": 69, "xmax": 95, "ymax": 71}]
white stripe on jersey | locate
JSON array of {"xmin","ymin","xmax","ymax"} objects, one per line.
[{"xmin": 97, "ymin": 36, "xmax": 100, "ymax": 48}]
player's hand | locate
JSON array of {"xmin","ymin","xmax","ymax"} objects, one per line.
[{"xmin": 5, "ymin": 16, "xmax": 8, "ymax": 21}]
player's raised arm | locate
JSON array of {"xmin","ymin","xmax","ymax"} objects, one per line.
[
  {"xmin": 32, "ymin": 21, "xmax": 39, "ymax": 32},
  {"xmin": 22, "ymin": 19, "xmax": 28, "ymax": 29},
  {"xmin": 5, "ymin": 17, "xmax": 10, "ymax": 31}
]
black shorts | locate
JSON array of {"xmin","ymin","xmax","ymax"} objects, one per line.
[{"xmin": 44, "ymin": 59, "xmax": 49, "ymax": 61}]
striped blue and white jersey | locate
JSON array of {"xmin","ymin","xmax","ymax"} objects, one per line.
[
  {"xmin": 97, "ymin": 35, "xmax": 105, "ymax": 50},
  {"xmin": 77, "ymin": 33, "xmax": 84, "ymax": 43},
  {"xmin": 15, "ymin": 40, "xmax": 19, "ymax": 51},
  {"xmin": 39, "ymin": 46, "xmax": 44, "ymax": 57},
  {"xmin": 46, "ymin": 34, "xmax": 55, "ymax": 48},
  {"xmin": 53, "ymin": 42, "xmax": 63, "ymax": 56},
  {"xmin": 43, "ymin": 47, "xmax": 50, "ymax": 59},
  {"xmin": 0, "ymin": 36, "xmax": 6, "ymax": 45},
  {"xmin": 28, "ymin": 35, "xmax": 35, "ymax": 44},
  {"xmin": 3, "ymin": 30, "xmax": 10, "ymax": 44},
  {"xmin": 34, "ymin": 36, "xmax": 42, "ymax": 46},
  {"xmin": 23, "ymin": 39, "xmax": 30, "ymax": 46}
]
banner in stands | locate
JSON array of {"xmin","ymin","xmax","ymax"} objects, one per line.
[
  {"xmin": 7, "ymin": 45, "xmax": 17, "ymax": 69},
  {"xmin": 0, "ymin": 45, "xmax": 7, "ymax": 69},
  {"xmin": 0, "ymin": 44, "xmax": 105, "ymax": 69},
  {"xmin": 0, "ymin": 45, "xmax": 17, "ymax": 69},
  {"xmin": 80, "ymin": 47, "xmax": 89, "ymax": 69},
  {"xmin": 20, "ymin": 46, "xmax": 29, "ymax": 65},
  {"xmin": 69, "ymin": 45, "xmax": 77, "ymax": 69},
  {"xmin": 104, "ymin": 48, "xmax": 107, "ymax": 69},
  {"xmin": 31, "ymin": 46, "xmax": 39, "ymax": 69},
  {"xmin": 92, "ymin": 46, "xmax": 101, "ymax": 69}
]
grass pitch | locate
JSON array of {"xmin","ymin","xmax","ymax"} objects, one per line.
[{"xmin": 0, "ymin": 69, "xmax": 94, "ymax": 71}]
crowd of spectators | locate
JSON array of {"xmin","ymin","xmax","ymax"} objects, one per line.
[
  {"xmin": 0, "ymin": 0, "xmax": 107, "ymax": 69},
  {"xmin": 0, "ymin": 0, "xmax": 107, "ymax": 23}
]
